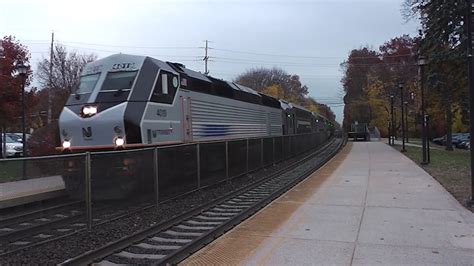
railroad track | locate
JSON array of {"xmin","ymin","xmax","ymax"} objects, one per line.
[
  {"xmin": 0, "ymin": 201, "xmax": 84, "ymax": 248},
  {"xmin": 61, "ymin": 137, "xmax": 343, "ymax": 265},
  {"xmin": 0, "ymin": 199, "xmax": 154, "ymax": 255}
]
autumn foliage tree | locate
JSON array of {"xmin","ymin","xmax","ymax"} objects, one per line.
[
  {"xmin": 341, "ymin": 35, "xmax": 419, "ymax": 136},
  {"xmin": 0, "ymin": 36, "xmax": 39, "ymax": 132}
]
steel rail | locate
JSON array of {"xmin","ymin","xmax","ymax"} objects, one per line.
[{"xmin": 0, "ymin": 201, "xmax": 83, "ymax": 228}]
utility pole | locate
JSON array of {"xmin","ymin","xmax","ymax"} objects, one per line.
[
  {"xmin": 466, "ymin": 0, "xmax": 474, "ymax": 207},
  {"xmin": 203, "ymin": 40, "xmax": 209, "ymax": 75},
  {"xmin": 47, "ymin": 31, "xmax": 54, "ymax": 124}
]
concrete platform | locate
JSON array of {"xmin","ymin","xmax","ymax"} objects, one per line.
[
  {"xmin": 0, "ymin": 175, "xmax": 66, "ymax": 209},
  {"xmin": 183, "ymin": 142, "xmax": 474, "ymax": 265}
]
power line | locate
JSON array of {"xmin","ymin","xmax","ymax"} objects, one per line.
[
  {"xmin": 210, "ymin": 59, "xmax": 416, "ymax": 68},
  {"xmin": 212, "ymin": 47, "xmax": 415, "ymax": 60},
  {"xmin": 23, "ymin": 40, "xmax": 198, "ymax": 50}
]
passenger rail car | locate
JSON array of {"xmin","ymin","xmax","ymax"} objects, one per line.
[{"xmin": 58, "ymin": 54, "xmax": 334, "ymax": 199}]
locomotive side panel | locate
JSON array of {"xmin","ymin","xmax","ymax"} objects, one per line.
[{"xmin": 188, "ymin": 90, "xmax": 283, "ymax": 141}]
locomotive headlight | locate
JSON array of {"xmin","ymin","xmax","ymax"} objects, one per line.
[
  {"xmin": 62, "ymin": 140, "xmax": 71, "ymax": 149},
  {"xmin": 114, "ymin": 137, "xmax": 125, "ymax": 147},
  {"xmin": 82, "ymin": 106, "xmax": 97, "ymax": 117}
]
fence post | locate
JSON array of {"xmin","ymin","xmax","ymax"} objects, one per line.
[
  {"xmin": 84, "ymin": 152, "xmax": 92, "ymax": 231},
  {"xmin": 260, "ymin": 138, "xmax": 264, "ymax": 167},
  {"xmin": 153, "ymin": 148, "xmax": 159, "ymax": 209},
  {"xmin": 246, "ymin": 138, "xmax": 249, "ymax": 174},
  {"xmin": 196, "ymin": 143, "xmax": 201, "ymax": 188},
  {"xmin": 225, "ymin": 141, "xmax": 229, "ymax": 179}
]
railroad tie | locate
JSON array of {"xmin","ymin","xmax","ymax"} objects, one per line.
[
  {"xmin": 185, "ymin": 220, "xmax": 221, "ymax": 226},
  {"xmin": 115, "ymin": 251, "xmax": 165, "ymax": 260},
  {"xmin": 163, "ymin": 230, "xmax": 202, "ymax": 237},
  {"xmin": 150, "ymin": 237, "xmax": 191, "ymax": 243},
  {"xmin": 175, "ymin": 224, "xmax": 214, "ymax": 230},
  {"xmin": 134, "ymin": 243, "xmax": 180, "ymax": 250}
]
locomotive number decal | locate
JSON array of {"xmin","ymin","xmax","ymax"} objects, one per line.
[
  {"xmin": 111, "ymin": 63, "xmax": 136, "ymax": 71},
  {"xmin": 156, "ymin": 109, "xmax": 167, "ymax": 117}
]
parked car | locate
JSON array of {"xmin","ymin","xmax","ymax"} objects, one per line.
[
  {"xmin": 11, "ymin": 132, "xmax": 31, "ymax": 143},
  {"xmin": 432, "ymin": 133, "xmax": 468, "ymax": 146},
  {"xmin": 2, "ymin": 134, "xmax": 23, "ymax": 157},
  {"xmin": 455, "ymin": 135, "xmax": 470, "ymax": 149}
]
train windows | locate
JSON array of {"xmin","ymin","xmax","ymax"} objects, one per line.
[
  {"xmin": 101, "ymin": 71, "xmax": 137, "ymax": 92},
  {"xmin": 151, "ymin": 71, "xmax": 179, "ymax": 104},
  {"xmin": 75, "ymin": 74, "xmax": 100, "ymax": 94}
]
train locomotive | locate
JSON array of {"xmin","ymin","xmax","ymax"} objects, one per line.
[{"xmin": 58, "ymin": 54, "xmax": 334, "ymax": 199}]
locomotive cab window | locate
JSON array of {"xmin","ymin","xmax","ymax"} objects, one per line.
[
  {"xmin": 75, "ymin": 74, "xmax": 100, "ymax": 94},
  {"xmin": 151, "ymin": 71, "xmax": 179, "ymax": 104},
  {"xmin": 101, "ymin": 71, "xmax": 137, "ymax": 92}
]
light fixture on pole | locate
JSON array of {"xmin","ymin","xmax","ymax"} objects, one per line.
[{"xmin": 418, "ymin": 56, "xmax": 428, "ymax": 165}]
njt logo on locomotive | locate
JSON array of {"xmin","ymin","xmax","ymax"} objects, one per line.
[
  {"xmin": 111, "ymin": 63, "xmax": 136, "ymax": 71},
  {"xmin": 82, "ymin": 126, "xmax": 93, "ymax": 139}
]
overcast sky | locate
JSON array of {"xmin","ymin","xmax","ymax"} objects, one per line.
[{"xmin": 1, "ymin": 0, "xmax": 420, "ymax": 122}]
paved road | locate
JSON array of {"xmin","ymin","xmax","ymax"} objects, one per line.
[{"xmin": 184, "ymin": 142, "xmax": 474, "ymax": 265}]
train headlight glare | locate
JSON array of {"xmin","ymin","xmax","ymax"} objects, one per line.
[
  {"xmin": 82, "ymin": 106, "xmax": 97, "ymax": 116},
  {"xmin": 114, "ymin": 137, "xmax": 124, "ymax": 146},
  {"xmin": 62, "ymin": 140, "xmax": 71, "ymax": 149}
]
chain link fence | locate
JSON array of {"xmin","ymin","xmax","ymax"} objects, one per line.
[{"xmin": 1, "ymin": 132, "xmax": 332, "ymax": 229}]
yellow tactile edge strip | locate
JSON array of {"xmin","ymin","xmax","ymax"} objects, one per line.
[{"xmin": 182, "ymin": 142, "xmax": 353, "ymax": 266}]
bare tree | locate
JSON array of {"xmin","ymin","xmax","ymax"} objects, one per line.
[
  {"xmin": 36, "ymin": 44, "xmax": 96, "ymax": 93},
  {"xmin": 35, "ymin": 44, "xmax": 96, "ymax": 121}
]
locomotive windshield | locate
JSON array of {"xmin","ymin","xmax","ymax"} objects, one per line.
[
  {"xmin": 75, "ymin": 74, "xmax": 100, "ymax": 94},
  {"xmin": 101, "ymin": 71, "xmax": 137, "ymax": 92}
]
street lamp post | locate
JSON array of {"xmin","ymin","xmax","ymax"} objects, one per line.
[
  {"xmin": 16, "ymin": 62, "xmax": 28, "ymax": 180},
  {"xmin": 16, "ymin": 62, "xmax": 28, "ymax": 158},
  {"xmin": 404, "ymin": 101, "xmax": 409, "ymax": 143},
  {"xmin": 390, "ymin": 95, "xmax": 394, "ymax": 145},
  {"xmin": 418, "ymin": 56, "xmax": 428, "ymax": 165},
  {"xmin": 399, "ymin": 83, "xmax": 406, "ymax": 152}
]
